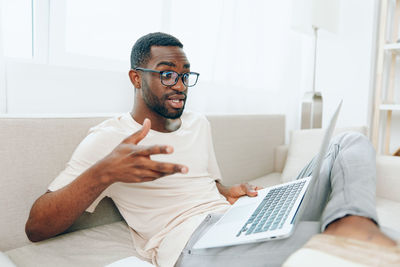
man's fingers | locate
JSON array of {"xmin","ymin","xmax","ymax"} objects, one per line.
[
  {"xmin": 133, "ymin": 145, "xmax": 174, "ymax": 157},
  {"xmin": 137, "ymin": 169, "xmax": 164, "ymax": 179},
  {"xmin": 242, "ymin": 183, "xmax": 258, "ymax": 197},
  {"xmin": 123, "ymin": 118, "xmax": 151, "ymax": 145},
  {"xmin": 142, "ymin": 159, "xmax": 188, "ymax": 175}
]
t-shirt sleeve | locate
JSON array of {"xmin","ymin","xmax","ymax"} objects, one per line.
[
  {"xmin": 48, "ymin": 128, "xmax": 122, "ymax": 213},
  {"xmin": 205, "ymin": 120, "xmax": 223, "ymax": 182}
]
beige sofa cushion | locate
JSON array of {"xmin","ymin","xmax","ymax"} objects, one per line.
[
  {"xmin": 5, "ymin": 222, "xmax": 146, "ymax": 267},
  {"xmin": 281, "ymin": 127, "xmax": 368, "ymax": 182},
  {"xmin": 376, "ymin": 197, "xmax": 400, "ymax": 233},
  {"xmin": 376, "ymin": 155, "xmax": 400, "ymax": 202},
  {"xmin": 249, "ymin": 172, "xmax": 282, "ymax": 188},
  {"xmin": 273, "ymin": 145, "xmax": 289, "ymax": 173}
]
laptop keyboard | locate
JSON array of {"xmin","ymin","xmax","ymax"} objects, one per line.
[{"xmin": 236, "ymin": 180, "xmax": 306, "ymax": 237}]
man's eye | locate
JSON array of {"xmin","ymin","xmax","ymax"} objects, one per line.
[{"xmin": 162, "ymin": 72, "xmax": 175, "ymax": 79}]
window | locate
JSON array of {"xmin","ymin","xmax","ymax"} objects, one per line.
[
  {"xmin": 65, "ymin": 0, "xmax": 164, "ymax": 61},
  {"xmin": 1, "ymin": 0, "xmax": 33, "ymax": 58}
]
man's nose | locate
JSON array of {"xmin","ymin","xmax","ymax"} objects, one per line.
[{"xmin": 171, "ymin": 76, "xmax": 187, "ymax": 92}]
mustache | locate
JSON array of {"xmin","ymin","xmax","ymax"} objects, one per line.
[{"xmin": 164, "ymin": 92, "xmax": 187, "ymax": 100}]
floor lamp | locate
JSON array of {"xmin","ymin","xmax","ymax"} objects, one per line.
[{"xmin": 292, "ymin": 0, "xmax": 340, "ymax": 129}]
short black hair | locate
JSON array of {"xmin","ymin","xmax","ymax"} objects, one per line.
[{"xmin": 130, "ymin": 32, "xmax": 183, "ymax": 69}]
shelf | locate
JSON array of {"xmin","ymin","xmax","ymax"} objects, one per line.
[
  {"xmin": 372, "ymin": 0, "xmax": 400, "ymax": 155},
  {"xmin": 380, "ymin": 104, "xmax": 400, "ymax": 111},
  {"xmin": 384, "ymin": 43, "xmax": 400, "ymax": 54}
]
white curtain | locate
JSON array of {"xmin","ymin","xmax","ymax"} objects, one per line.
[
  {"xmin": 168, "ymin": 0, "xmax": 304, "ymax": 132},
  {"xmin": 0, "ymin": 0, "xmax": 7, "ymax": 113}
]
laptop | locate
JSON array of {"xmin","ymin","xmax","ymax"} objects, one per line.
[{"xmin": 193, "ymin": 101, "xmax": 343, "ymax": 249}]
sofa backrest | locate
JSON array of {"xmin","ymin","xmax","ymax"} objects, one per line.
[
  {"xmin": 208, "ymin": 114, "xmax": 285, "ymax": 185},
  {"xmin": 0, "ymin": 114, "xmax": 284, "ymax": 251},
  {"xmin": 0, "ymin": 116, "xmax": 112, "ymax": 251}
]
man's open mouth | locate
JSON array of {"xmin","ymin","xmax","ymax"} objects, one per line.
[
  {"xmin": 166, "ymin": 94, "xmax": 186, "ymax": 109},
  {"xmin": 167, "ymin": 99, "xmax": 184, "ymax": 109}
]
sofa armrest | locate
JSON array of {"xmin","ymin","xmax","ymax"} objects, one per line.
[
  {"xmin": 274, "ymin": 144, "xmax": 288, "ymax": 173},
  {"xmin": 376, "ymin": 155, "xmax": 400, "ymax": 202}
]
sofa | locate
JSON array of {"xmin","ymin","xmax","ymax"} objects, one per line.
[{"xmin": 1, "ymin": 114, "xmax": 399, "ymax": 266}]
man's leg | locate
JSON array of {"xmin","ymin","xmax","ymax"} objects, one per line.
[
  {"xmin": 296, "ymin": 131, "xmax": 378, "ymax": 224},
  {"xmin": 296, "ymin": 132, "xmax": 396, "ymax": 246},
  {"xmin": 324, "ymin": 215, "xmax": 397, "ymax": 246}
]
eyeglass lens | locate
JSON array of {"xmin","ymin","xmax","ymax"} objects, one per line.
[{"xmin": 160, "ymin": 71, "xmax": 198, "ymax": 87}]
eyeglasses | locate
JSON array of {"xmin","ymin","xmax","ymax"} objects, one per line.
[{"xmin": 135, "ymin": 67, "xmax": 200, "ymax": 87}]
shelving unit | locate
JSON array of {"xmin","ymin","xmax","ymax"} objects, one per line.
[
  {"xmin": 380, "ymin": 104, "xmax": 400, "ymax": 110},
  {"xmin": 372, "ymin": 0, "xmax": 400, "ymax": 154}
]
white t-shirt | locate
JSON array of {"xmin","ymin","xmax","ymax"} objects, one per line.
[{"xmin": 48, "ymin": 111, "xmax": 230, "ymax": 266}]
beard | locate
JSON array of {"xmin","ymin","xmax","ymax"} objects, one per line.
[{"xmin": 142, "ymin": 83, "xmax": 186, "ymax": 119}]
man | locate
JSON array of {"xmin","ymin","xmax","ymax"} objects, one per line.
[{"xmin": 25, "ymin": 32, "xmax": 396, "ymax": 267}]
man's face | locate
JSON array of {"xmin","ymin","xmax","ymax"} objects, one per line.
[{"xmin": 139, "ymin": 46, "xmax": 190, "ymax": 119}]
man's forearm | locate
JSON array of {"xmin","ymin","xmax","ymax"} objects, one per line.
[{"xmin": 25, "ymin": 162, "xmax": 111, "ymax": 242}]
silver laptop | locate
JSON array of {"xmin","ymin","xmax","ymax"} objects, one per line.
[{"xmin": 193, "ymin": 101, "xmax": 343, "ymax": 249}]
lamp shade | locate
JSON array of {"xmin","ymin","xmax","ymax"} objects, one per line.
[{"xmin": 292, "ymin": 0, "xmax": 341, "ymax": 35}]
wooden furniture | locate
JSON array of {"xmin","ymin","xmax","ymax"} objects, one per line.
[{"xmin": 372, "ymin": 0, "xmax": 400, "ymax": 154}]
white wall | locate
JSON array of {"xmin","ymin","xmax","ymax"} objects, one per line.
[
  {"xmin": 316, "ymin": 0, "xmax": 375, "ymax": 128},
  {"xmin": 2, "ymin": 0, "xmax": 394, "ymax": 148}
]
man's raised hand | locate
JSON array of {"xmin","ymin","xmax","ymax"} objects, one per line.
[{"xmin": 97, "ymin": 118, "xmax": 188, "ymax": 185}]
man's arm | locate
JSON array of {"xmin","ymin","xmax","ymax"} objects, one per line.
[
  {"xmin": 25, "ymin": 119, "xmax": 188, "ymax": 242},
  {"xmin": 25, "ymin": 163, "xmax": 114, "ymax": 242},
  {"xmin": 215, "ymin": 181, "xmax": 261, "ymax": 204}
]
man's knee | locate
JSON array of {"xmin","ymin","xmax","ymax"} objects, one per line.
[
  {"xmin": 331, "ymin": 131, "xmax": 375, "ymax": 159},
  {"xmin": 332, "ymin": 131, "xmax": 369, "ymax": 146}
]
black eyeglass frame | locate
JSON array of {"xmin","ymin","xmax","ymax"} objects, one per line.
[{"xmin": 134, "ymin": 67, "xmax": 200, "ymax": 87}]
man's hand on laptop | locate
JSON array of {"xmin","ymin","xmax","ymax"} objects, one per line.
[
  {"xmin": 216, "ymin": 181, "xmax": 262, "ymax": 204},
  {"xmin": 95, "ymin": 118, "xmax": 188, "ymax": 185}
]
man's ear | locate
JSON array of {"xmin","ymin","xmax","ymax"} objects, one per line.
[{"xmin": 129, "ymin": 69, "xmax": 141, "ymax": 89}]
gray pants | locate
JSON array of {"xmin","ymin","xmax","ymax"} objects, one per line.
[{"xmin": 176, "ymin": 132, "xmax": 379, "ymax": 267}]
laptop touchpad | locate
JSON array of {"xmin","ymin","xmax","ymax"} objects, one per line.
[{"xmin": 218, "ymin": 204, "xmax": 254, "ymax": 224}]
